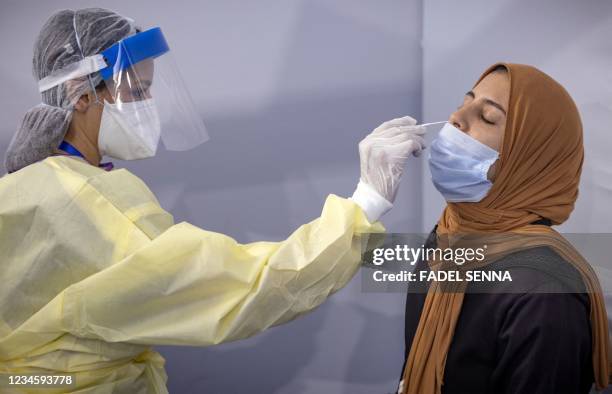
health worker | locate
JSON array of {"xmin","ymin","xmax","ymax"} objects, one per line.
[{"xmin": 0, "ymin": 8, "xmax": 426, "ymax": 393}]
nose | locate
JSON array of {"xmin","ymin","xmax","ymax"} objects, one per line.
[{"xmin": 449, "ymin": 107, "xmax": 468, "ymax": 133}]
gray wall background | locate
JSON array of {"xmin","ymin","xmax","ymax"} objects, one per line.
[
  {"xmin": 2, "ymin": 1, "xmax": 612, "ymax": 393},
  {"xmin": 0, "ymin": 1, "xmax": 422, "ymax": 393}
]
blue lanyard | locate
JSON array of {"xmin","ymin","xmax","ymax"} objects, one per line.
[
  {"xmin": 58, "ymin": 141, "xmax": 84, "ymax": 158},
  {"xmin": 57, "ymin": 140, "xmax": 115, "ymax": 171}
]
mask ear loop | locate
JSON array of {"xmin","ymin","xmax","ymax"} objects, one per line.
[{"xmin": 73, "ymin": 10, "xmax": 102, "ymax": 106}]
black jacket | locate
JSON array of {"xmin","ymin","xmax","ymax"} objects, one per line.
[{"xmin": 400, "ymin": 225, "xmax": 594, "ymax": 394}]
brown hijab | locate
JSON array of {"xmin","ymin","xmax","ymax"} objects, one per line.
[{"xmin": 401, "ymin": 63, "xmax": 610, "ymax": 393}]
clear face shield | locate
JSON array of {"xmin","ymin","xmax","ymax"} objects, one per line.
[{"xmin": 97, "ymin": 27, "xmax": 208, "ymax": 158}]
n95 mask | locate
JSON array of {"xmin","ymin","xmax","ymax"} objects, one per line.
[
  {"xmin": 428, "ymin": 122, "xmax": 499, "ymax": 202},
  {"xmin": 98, "ymin": 98, "xmax": 162, "ymax": 160}
]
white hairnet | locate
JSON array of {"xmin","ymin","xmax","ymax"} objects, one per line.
[{"xmin": 5, "ymin": 8, "xmax": 136, "ymax": 173}]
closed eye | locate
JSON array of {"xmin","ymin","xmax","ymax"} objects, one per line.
[{"xmin": 481, "ymin": 114, "xmax": 495, "ymax": 125}]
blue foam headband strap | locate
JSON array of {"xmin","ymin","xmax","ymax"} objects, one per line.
[{"xmin": 99, "ymin": 27, "xmax": 169, "ymax": 80}]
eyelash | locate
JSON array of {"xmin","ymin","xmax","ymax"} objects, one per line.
[
  {"xmin": 481, "ymin": 115, "xmax": 495, "ymax": 125},
  {"xmin": 456, "ymin": 103, "xmax": 497, "ymax": 125}
]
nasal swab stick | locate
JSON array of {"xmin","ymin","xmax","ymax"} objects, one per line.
[{"xmin": 420, "ymin": 121, "xmax": 446, "ymax": 128}]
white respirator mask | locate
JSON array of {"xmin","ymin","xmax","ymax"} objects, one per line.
[{"xmin": 98, "ymin": 98, "xmax": 162, "ymax": 160}]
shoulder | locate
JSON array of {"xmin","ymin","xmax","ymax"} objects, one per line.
[
  {"xmin": 0, "ymin": 156, "xmax": 95, "ymax": 207},
  {"xmin": 482, "ymin": 245, "xmax": 587, "ymax": 293},
  {"xmin": 2, "ymin": 156, "xmax": 156, "ymax": 203},
  {"xmin": 464, "ymin": 245, "xmax": 591, "ymax": 322},
  {"xmin": 43, "ymin": 156, "xmax": 161, "ymax": 205},
  {"xmin": 0, "ymin": 156, "xmax": 172, "ymax": 237}
]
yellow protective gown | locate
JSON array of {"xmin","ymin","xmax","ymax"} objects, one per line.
[{"xmin": 0, "ymin": 156, "xmax": 382, "ymax": 393}]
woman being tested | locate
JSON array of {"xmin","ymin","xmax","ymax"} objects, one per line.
[
  {"xmin": 0, "ymin": 8, "xmax": 426, "ymax": 393},
  {"xmin": 398, "ymin": 63, "xmax": 610, "ymax": 393}
]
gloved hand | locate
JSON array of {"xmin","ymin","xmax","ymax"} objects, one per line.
[
  {"xmin": 350, "ymin": 116, "xmax": 426, "ymax": 222},
  {"xmin": 359, "ymin": 116, "xmax": 426, "ymax": 202}
]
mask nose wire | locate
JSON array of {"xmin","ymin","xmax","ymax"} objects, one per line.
[{"xmin": 73, "ymin": 10, "xmax": 101, "ymax": 105}]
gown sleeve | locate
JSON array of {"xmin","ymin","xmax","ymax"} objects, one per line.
[{"xmin": 56, "ymin": 192, "xmax": 382, "ymax": 346}]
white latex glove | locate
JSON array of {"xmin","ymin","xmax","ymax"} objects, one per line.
[{"xmin": 350, "ymin": 116, "xmax": 426, "ymax": 222}]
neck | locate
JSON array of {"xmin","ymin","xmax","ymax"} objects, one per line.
[{"xmin": 61, "ymin": 118, "xmax": 101, "ymax": 166}]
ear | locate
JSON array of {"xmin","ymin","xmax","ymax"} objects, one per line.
[
  {"xmin": 74, "ymin": 93, "xmax": 92, "ymax": 113},
  {"xmin": 487, "ymin": 159, "xmax": 499, "ymax": 182}
]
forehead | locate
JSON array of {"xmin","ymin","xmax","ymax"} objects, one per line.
[
  {"xmin": 109, "ymin": 59, "xmax": 155, "ymax": 85},
  {"xmin": 473, "ymin": 70, "xmax": 510, "ymax": 108},
  {"xmin": 126, "ymin": 59, "xmax": 154, "ymax": 82}
]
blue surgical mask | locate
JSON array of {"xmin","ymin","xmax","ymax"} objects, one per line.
[{"xmin": 428, "ymin": 123, "xmax": 499, "ymax": 202}]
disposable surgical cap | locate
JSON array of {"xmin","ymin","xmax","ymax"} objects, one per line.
[{"xmin": 4, "ymin": 8, "xmax": 137, "ymax": 173}]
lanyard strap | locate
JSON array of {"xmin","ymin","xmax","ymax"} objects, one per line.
[
  {"xmin": 58, "ymin": 141, "xmax": 84, "ymax": 158},
  {"xmin": 57, "ymin": 140, "xmax": 114, "ymax": 171}
]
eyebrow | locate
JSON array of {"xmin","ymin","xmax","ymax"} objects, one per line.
[{"xmin": 466, "ymin": 91, "xmax": 507, "ymax": 115}]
